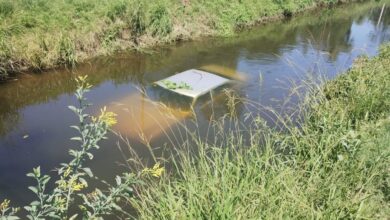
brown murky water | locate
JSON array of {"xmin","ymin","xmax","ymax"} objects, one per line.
[{"xmin": 0, "ymin": 2, "xmax": 389, "ymax": 207}]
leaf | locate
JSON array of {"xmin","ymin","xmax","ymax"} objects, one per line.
[
  {"xmin": 86, "ymin": 152, "xmax": 94, "ymax": 160},
  {"xmin": 69, "ymin": 214, "xmax": 78, "ymax": 220},
  {"xmin": 79, "ymin": 177, "xmax": 88, "ymax": 187},
  {"xmin": 112, "ymin": 203, "xmax": 123, "ymax": 212},
  {"xmin": 24, "ymin": 206, "xmax": 33, "ymax": 212},
  {"xmin": 33, "ymin": 167, "xmax": 41, "ymax": 177},
  {"xmin": 68, "ymin": 105, "xmax": 79, "ymax": 114},
  {"xmin": 70, "ymin": 137, "xmax": 82, "ymax": 142},
  {"xmin": 69, "ymin": 149, "xmax": 77, "ymax": 157},
  {"xmin": 28, "ymin": 186, "xmax": 38, "ymax": 194},
  {"xmin": 80, "ymin": 194, "xmax": 92, "ymax": 207},
  {"xmin": 115, "ymin": 176, "xmax": 122, "ymax": 185},
  {"xmin": 82, "ymin": 167, "xmax": 93, "ymax": 177},
  {"xmin": 29, "ymin": 201, "xmax": 40, "ymax": 206},
  {"xmin": 70, "ymin": 125, "xmax": 80, "ymax": 132},
  {"xmin": 125, "ymin": 186, "xmax": 134, "ymax": 194},
  {"xmin": 41, "ymin": 175, "xmax": 51, "ymax": 185}
]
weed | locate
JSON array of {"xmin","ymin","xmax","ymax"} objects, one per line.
[
  {"xmin": 0, "ymin": 1, "xmax": 14, "ymax": 18},
  {"xmin": 128, "ymin": 0, "xmax": 146, "ymax": 38},
  {"xmin": 162, "ymin": 80, "xmax": 193, "ymax": 90},
  {"xmin": 58, "ymin": 35, "xmax": 77, "ymax": 67},
  {"xmin": 0, "ymin": 76, "xmax": 143, "ymax": 219},
  {"xmin": 129, "ymin": 44, "xmax": 390, "ymax": 219},
  {"xmin": 107, "ymin": 1, "xmax": 127, "ymax": 22},
  {"xmin": 148, "ymin": 2, "xmax": 172, "ymax": 37},
  {"xmin": 0, "ymin": 0, "xmax": 368, "ymax": 79}
]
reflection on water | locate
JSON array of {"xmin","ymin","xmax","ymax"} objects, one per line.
[
  {"xmin": 0, "ymin": 1, "xmax": 389, "ymax": 206},
  {"xmin": 109, "ymin": 93, "xmax": 192, "ymax": 142},
  {"xmin": 200, "ymin": 64, "xmax": 248, "ymax": 81}
]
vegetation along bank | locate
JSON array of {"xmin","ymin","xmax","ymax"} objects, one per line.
[
  {"xmin": 130, "ymin": 44, "xmax": 390, "ymax": 218},
  {"xmin": 1, "ymin": 0, "xmax": 361, "ymax": 80},
  {"xmin": 0, "ymin": 29, "xmax": 388, "ymax": 220}
]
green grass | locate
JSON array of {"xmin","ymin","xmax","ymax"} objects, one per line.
[
  {"xmin": 129, "ymin": 45, "xmax": 390, "ymax": 219},
  {"xmin": 0, "ymin": 0, "xmax": 361, "ymax": 79}
]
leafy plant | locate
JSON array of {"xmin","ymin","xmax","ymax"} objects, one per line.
[
  {"xmin": 0, "ymin": 76, "xmax": 142, "ymax": 219},
  {"xmin": 0, "ymin": 199, "xmax": 19, "ymax": 220},
  {"xmin": 162, "ymin": 80, "xmax": 192, "ymax": 90}
]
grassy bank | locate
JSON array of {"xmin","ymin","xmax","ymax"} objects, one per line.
[
  {"xmin": 130, "ymin": 45, "xmax": 390, "ymax": 218},
  {"xmin": 0, "ymin": 0, "xmax": 359, "ymax": 80}
]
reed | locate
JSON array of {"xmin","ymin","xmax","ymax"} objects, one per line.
[{"xmin": 126, "ymin": 44, "xmax": 390, "ymax": 219}]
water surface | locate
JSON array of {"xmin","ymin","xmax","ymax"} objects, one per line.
[{"xmin": 0, "ymin": 2, "xmax": 389, "ymax": 207}]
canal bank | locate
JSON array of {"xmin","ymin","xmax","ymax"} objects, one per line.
[
  {"xmin": 131, "ymin": 43, "xmax": 390, "ymax": 219},
  {"xmin": 0, "ymin": 0, "xmax": 384, "ymax": 80}
]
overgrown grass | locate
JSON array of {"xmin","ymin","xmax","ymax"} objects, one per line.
[
  {"xmin": 129, "ymin": 45, "xmax": 390, "ymax": 218},
  {"xmin": 0, "ymin": 0, "xmax": 362, "ymax": 79}
]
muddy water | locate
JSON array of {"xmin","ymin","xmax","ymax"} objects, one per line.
[{"xmin": 0, "ymin": 2, "xmax": 389, "ymax": 207}]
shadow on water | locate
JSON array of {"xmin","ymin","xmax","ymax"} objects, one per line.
[{"xmin": 0, "ymin": 1, "xmax": 389, "ymax": 207}]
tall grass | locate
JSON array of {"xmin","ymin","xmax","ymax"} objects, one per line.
[
  {"xmin": 0, "ymin": 0, "xmax": 367, "ymax": 79},
  {"xmin": 128, "ymin": 45, "xmax": 390, "ymax": 219}
]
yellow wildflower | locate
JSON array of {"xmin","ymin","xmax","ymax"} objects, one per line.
[
  {"xmin": 0, "ymin": 199, "xmax": 10, "ymax": 211},
  {"xmin": 57, "ymin": 176, "xmax": 86, "ymax": 192},
  {"xmin": 75, "ymin": 75, "xmax": 91, "ymax": 87},
  {"xmin": 97, "ymin": 106, "xmax": 117, "ymax": 127},
  {"xmin": 72, "ymin": 182, "xmax": 86, "ymax": 191},
  {"xmin": 142, "ymin": 162, "xmax": 165, "ymax": 178},
  {"xmin": 76, "ymin": 75, "xmax": 88, "ymax": 82},
  {"xmin": 57, "ymin": 179, "xmax": 67, "ymax": 190}
]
